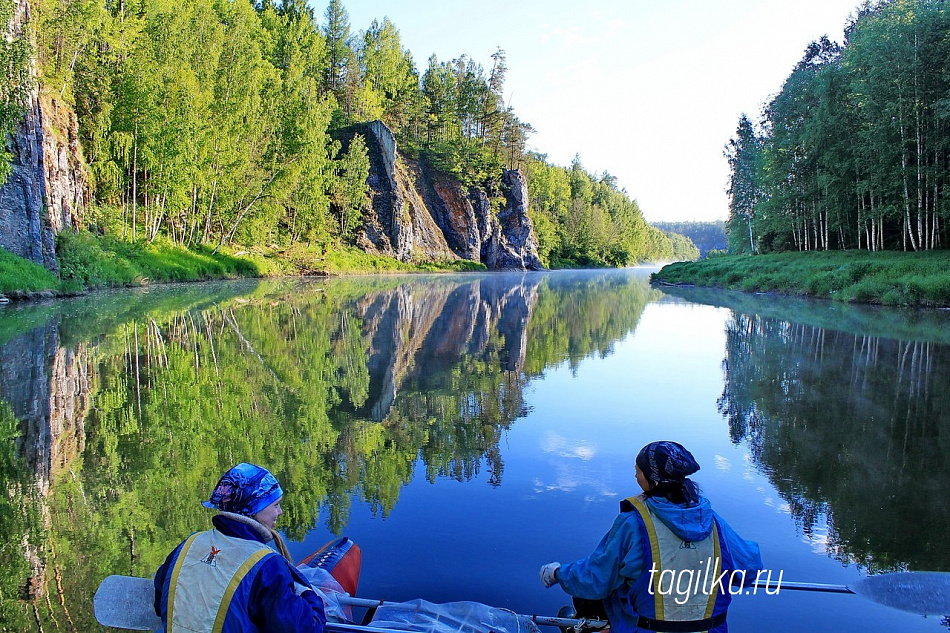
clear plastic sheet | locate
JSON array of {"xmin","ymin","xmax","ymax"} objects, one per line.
[
  {"xmin": 370, "ymin": 599, "xmax": 542, "ymax": 633},
  {"xmin": 298, "ymin": 565, "xmax": 354, "ymax": 622}
]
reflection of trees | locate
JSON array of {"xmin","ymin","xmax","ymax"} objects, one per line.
[
  {"xmin": 719, "ymin": 313, "xmax": 950, "ymax": 571},
  {"xmin": 0, "ymin": 271, "xmax": 660, "ymax": 629}
]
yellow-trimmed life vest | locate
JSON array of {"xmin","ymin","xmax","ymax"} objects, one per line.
[
  {"xmin": 625, "ymin": 496, "xmax": 721, "ymax": 627},
  {"xmin": 166, "ymin": 529, "xmax": 273, "ymax": 633}
]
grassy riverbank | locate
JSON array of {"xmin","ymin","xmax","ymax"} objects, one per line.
[
  {"xmin": 0, "ymin": 231, "xmax": 485, "ymax": 301},
  {"xmin": 652, "ymin": 250, "xmax": 950, "ymax": 307}
]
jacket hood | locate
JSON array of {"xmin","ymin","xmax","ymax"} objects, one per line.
[
  {"xmin": 645, "ymin": 495, "xmax": 714, "ymax": 542},
  {"xmin": 213, "ymin": 511, "xmax": 274, "ymax": 544}
]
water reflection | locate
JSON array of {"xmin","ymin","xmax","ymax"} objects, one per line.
[
  {"xmin": 0, "ymin": 270, "xmax": 660, "ymax": 630},
  {"xmin": 6, "ymin": 273, "xmax": 949, "ymax": 630},
  {"xmin": 665, "ymin": 286, "xmax": 950, "ymax": 573},
  {"xmin": 718, "ymin": 313, "xmax": 950, "ymax": 572}
]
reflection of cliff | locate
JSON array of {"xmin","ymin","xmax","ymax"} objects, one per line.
[
  {"xmin": 358, "ymin": 275, "xmax": 540, "ymax": 421},
  {"xmin": 719, "ymin": 313, "xmax": 950, "ymax": 571},
  {"xmin": 0, "ymin": 322, "xmax": 89, "ymax": 622},
  {"xmin": 0, "ymin": 323, "xmax": 88, "ymax": 495}
]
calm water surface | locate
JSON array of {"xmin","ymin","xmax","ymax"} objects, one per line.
[{"xmin": 0, "ymin": 269, "xmax": 948, "ymax": 631}]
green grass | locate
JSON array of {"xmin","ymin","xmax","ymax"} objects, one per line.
[
  {"xmin": 0, "ymin": 249, "xmax": 60, "ymax": 296},
  {"xmin": 652, "ymin": 250, "xmax": 950, "ymax": 307},
  {"xmin": 319, "ymin": 245, "xmax": 486, "ymax": 274},
  {"xmin": 55, "ymin": 232, "xmax": 261, "ymax": 292},
  {"xmin": 0, "ymin": 232, "xmax": 487, "ymax": 301}
]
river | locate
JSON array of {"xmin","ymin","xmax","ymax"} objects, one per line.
[{"xmin": 0, "ymin": 268, "xmax": 947, "ymax": 631}]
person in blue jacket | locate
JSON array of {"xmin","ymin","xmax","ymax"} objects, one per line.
[
  {"xmin": 539, "ymin": 441, "xmax": 763, "ymax": 633},
  {"xmin": 154, "ymin": 463, "xmax": 326, "ymax": 632}
]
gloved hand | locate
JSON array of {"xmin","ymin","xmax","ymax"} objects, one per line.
[{"xmin": 540, "ymin": 562, "xmax": 561, "ymax": 588}]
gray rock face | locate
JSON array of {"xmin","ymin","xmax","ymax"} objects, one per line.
[
  {"xmin": 483, "ymin": 169, "xmax": 544, "ymax": 271},
  {"xmin": 42, "ymin": 96, "xmax": 87, "ymax": 237},
  {"xmin": 355, "ymin": 120, "xmax": 544, "ymax": 270},
  {"xmin": 0, "ymin": 87, "xmax": 55, "ymax": 270},
  {"xmin": 0, "ymin": 0, "xmax": 86, "ymax": 272}
]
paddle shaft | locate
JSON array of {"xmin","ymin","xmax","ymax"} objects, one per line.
[{"xmin": 753, "ymin": 580, "xmax": 854, "ymax": 594}]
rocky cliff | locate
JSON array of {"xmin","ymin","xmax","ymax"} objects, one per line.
[
  {"xmin": 340, "ymin": 122, "xmax": 544, "ymax": 271},
  {"xmin": 0, "ymin": 0, "xmax": 87, "ymax": 273}
]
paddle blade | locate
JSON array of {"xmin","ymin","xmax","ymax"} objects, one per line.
[
  {"xmin": 852, "ymin": 572, "xmax": 950, "ymax": 616},
  {"xmin": 94, "ymin": 574, "xmax": 163, "ymax": 630}
]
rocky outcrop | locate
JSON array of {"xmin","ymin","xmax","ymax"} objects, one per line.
[
  {"xmin": 0, "ymin": 0, "xmax": 86, "ymax": 273},
  {"xmin": 348, "ymin": 121, "xmax": 543, "ymax": 270},
  {"xmin": 41, "ymin": 94, "xmax": 87, "ymax": 236},
  {"xmin": 484, "ymin": 170, "xmax": 543, "ymax": 270}
]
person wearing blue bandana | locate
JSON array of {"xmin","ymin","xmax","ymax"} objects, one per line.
[
  {"xmin": 539, "ymin": 441, "xmax": 763, "ymax": 633},
  {"xmin": 154, "ymin": 463, "xmax": 327, "ymax": 632}
]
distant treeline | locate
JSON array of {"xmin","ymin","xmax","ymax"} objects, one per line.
[
  {"xmin": 652, "ymin": 221, "xmax": 725, "ymax": 257},
  {"xmin": 527, "ymin": 155, "xmax": 698, "ymax": 265},
  {"xmin": 726, "ymin": 0, "xmax": 950, "ymax": 255},
  {"xmin": 7, "ymin": 0, "xmax": 688, "ymax": 267}
]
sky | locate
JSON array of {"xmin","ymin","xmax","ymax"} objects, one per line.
[{"xmin": 319, "ymin": 0, "xmax": 862, "ymax": 223}]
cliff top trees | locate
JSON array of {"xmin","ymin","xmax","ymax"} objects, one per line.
[
  {"xmin": 322, "ymin": 0, "xmax": 350, "ymax": 100},
  {"xmin": 0, "ymin": 0, "xmax": 32, "ymax": 185},
  {"xmin": 356, "ymin": 18, "xmax": 418, "ymax": 134}
]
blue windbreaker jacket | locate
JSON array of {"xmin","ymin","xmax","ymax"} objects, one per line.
[{"xmin": 557, "ymin": 495, "xmax": 763, "ymax": 633}]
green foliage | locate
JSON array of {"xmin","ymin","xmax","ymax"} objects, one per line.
[
  {"xmin": 30, "ymin": 0, "xmax": 670, "ymax": 273},
  {"xmin": 652, "ymin": 250, "xmax": 950, "ymax": 306},
  {"xmin": 525, "ymin": 153, "xmax": 688, "ymax": 266},
  {"xmin": 355, "ymin": 17, "xmax": 419, "ymax": 132},
  {"xmin": 651, "ymin": 221, "xmax": 727, "ymax": 257},
  {"xmin": 727, "ymin": 2, "xmax": 950, "ymax": 254},
  {"xmin": 0, "ymin": 0, "xmax": 32, "ymax": 183},
  {"xmin": 320, "ymin": 245, "xmax": 485, "ymax": 274},
  {"xmin": 332, "ymin": 134, "xmax": 370, "ymax": 241},
  {"xmin": 665, "ymin": 232, "xmax": 700, "ymax": 262}
]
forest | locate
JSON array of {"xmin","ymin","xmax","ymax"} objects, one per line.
[
  {"xmin": 726, "ymin": 0, "xmax": 950, "ymax": 255},
  {"xmin": 1, "ymin": 0, "xmax": 694, "ymax": 270},
  {"xmin": 651, "ymin": 220, "xmax": 727, "ymax": 257}
]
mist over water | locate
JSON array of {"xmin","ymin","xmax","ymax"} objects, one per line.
[{"xmin": 0, "ymin": 269, "xmax": 948, "ymax": 631}]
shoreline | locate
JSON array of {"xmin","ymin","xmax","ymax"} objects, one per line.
[{"xmin": 651, "ymin": 250, "xmax": 950, "ymax": 309}]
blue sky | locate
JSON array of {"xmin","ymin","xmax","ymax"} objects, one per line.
[{"xmin": 317, "ymin": 1, "xmax": 861, "ymax": 223}]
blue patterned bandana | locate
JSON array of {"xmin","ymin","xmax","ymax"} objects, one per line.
[
  {"xmin": 636, "ymin": 441, "xmax": 700, "ymax": 484},
  {"xmin": 202, "ymin": 463, "xmax": 283, "ymax": 516}
]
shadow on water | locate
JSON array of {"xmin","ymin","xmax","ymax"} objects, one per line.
[
  {"xmin": 661, "ymin": 284, "xmax": 950, "ymax": 574},
  {"xmin": 0, "ymin": 270, "xmax": 661, "ymax": 630}
]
